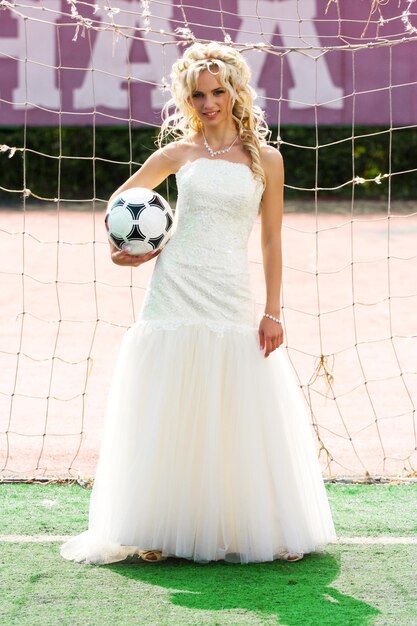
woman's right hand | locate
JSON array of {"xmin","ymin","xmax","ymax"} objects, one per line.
[{"xmin": 110, "ymin": 246, "xmax": 162, "ymax": 267}]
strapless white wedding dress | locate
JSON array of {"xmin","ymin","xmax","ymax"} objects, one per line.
[{"xmin": 60, "ymin": 157, "xmax": 337, "ymax": 565}]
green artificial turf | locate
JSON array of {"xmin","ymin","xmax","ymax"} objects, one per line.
[
  {"xmin": 1, "ymin": 482, "xmax": 417, "ymax": 537},
  {"xmin": 1, "ymin": 483, "xmax": 416, "ymax": 625},
  {"xmin": 1, "ymin": 542, "xmax": 416, "ymax": 625}
]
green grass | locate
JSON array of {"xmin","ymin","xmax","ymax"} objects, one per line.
[
  {"xmin": 1, "ymin": 542, "xmax": 416, "ymax": 625},
  {"xmin": 2, "ymin": 482, "xmax": 417, "ymax": 537},
  {"xmin": 1, "ymin": 483, "xmax": 416, "ymax": 626}
]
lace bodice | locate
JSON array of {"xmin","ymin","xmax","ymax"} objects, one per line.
[
  {"xmin": 139, "ymin": 158, "xmax": 264, "ymax": 335},
  {"xmin": 164, "ymin": 158, "xmax": 262, "ymax": 270}
]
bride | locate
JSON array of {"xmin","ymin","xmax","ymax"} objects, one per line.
[{"xmin": 60, "ymin": 41, "xmax": 337, "ymax": 566}]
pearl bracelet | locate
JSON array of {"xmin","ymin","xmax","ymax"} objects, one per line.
[{"xmin": 264, "ymin": 313, "xmax": 282, "ymax": 325}]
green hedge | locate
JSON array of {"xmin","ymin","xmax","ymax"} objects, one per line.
[
  {"xmin": 1, "ymin": 125, "xmax": 416, "ymax": 205},
  {"xmin": 280, "ymin": 126, "xmax": 417, "ymax": 201}
]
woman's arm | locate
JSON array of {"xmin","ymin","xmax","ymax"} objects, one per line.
[
  {"xmin": 108, "ymin": 143, "xmax": 182, "ymax": 203},
  {"xmin": 108, "ymin": 143, "xmax": 182, "ymax": 267},
  {"xmin": 258, "ymin": 146, "xmax": 284, "ymax": 357}
]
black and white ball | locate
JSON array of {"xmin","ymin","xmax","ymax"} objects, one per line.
[{"xmin": 105, "ymin": 187, "xmax": 174, "ymax": 255}]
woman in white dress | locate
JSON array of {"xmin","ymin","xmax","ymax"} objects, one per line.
[{"xmin": 60, "ymin": 42, "xmax": 337, "ymax": 566}]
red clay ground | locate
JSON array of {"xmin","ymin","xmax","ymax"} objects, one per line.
[{"xmin": 1, "ymin": 204, "xmax": 416, "ymax": 480}]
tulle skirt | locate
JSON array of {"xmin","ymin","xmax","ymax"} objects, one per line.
[{"xmin": 60, "ymin": 321, "xmax": 337, "ymax": 565}]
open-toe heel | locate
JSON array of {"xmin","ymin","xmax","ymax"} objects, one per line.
[
  {"xmin": 138, "ymin": 549, "xmax": 168, "ymax": 563},
  {"xmin": 281, "ymin": 552, "xmax": 304, "ymax": 562}
]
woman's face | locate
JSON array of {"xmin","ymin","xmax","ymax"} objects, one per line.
[{"xmin": 188, "ymin": 68, "xmax": 232, "ymax": 126}]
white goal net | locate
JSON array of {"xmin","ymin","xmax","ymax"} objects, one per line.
[{"xmin": 1, "ymin": 0, "xmax": 416, "ymax": 481}]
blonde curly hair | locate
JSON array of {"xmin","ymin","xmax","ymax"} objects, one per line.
[{"xmin": 157, "ymin": 42, "xmax": 271, "ymax": 189}]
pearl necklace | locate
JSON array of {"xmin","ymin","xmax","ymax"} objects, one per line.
[{"xmin": 202, "ymin": 129, "xmax": 239, "ymax": 158}]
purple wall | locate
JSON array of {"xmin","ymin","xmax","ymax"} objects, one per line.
[{"xmin": 1, "ymin": 0, "xmax": 416, "ymax": 126}]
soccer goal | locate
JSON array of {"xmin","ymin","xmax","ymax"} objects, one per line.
[{"xmin": 1, "ymin": 0, "xmax": 416, "ymax": 482}]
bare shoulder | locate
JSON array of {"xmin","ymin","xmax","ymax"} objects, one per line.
[
  {"xmin": 259, "ymin": 144, "xmax": 284, "ymax": 176},
  {"xmin": 149, "ymin": 141, "xmax": 185, "ymax": 168},
  {"xmin": 152, "ymin": 136, "xmax": 199, "ymax": 174}
]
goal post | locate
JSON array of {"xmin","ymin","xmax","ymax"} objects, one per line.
[{"xmin": 1, "ymin": 0, "xmax": 416, "ymax": 481}]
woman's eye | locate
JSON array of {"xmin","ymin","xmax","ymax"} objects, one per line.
[
  {"xmin": 214, "ymin": 90, "xmax": 225, "ymax": 95},
  {"xmin": 192, "ymin": 93, "xmax": 202, "ymax": 98}
]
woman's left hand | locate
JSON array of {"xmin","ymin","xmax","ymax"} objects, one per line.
[{"xmin": 258, "ymin": 316, "xmax": 284, "ymax": 357}]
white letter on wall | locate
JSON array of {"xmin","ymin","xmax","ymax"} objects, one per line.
[
  {"xmin": 1, "ymin": 0, "xmax": 61, "ymax": 109},
  {"xmin": 74, "ymin": 0, "xmax": 178, "ymax": 111},
  {"xmin": 236, "ymin": 0, "xmax": 343, "ymax": 109}
]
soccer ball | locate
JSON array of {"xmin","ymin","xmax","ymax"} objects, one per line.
[{"xmin": 105, "ymin": 187, "xmax": 174, "ymax": 255}]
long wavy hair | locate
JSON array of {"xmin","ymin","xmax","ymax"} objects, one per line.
[{"xmin": 157, "ymin": 42, "xmax": 271, "ymax": 189}]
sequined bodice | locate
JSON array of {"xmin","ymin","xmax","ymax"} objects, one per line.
[{"xmin": 139, "ymin": 158, "xmax": 264, "ymax": 334}]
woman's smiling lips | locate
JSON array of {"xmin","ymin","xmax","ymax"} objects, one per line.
[{"xmin": 203, "ymin": 111, "xmax": 220, "ymax": 119}]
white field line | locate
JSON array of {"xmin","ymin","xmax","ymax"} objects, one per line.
[{"xmin": 0, "ymin": 535, "xmax": 416, "ymax": 544}]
